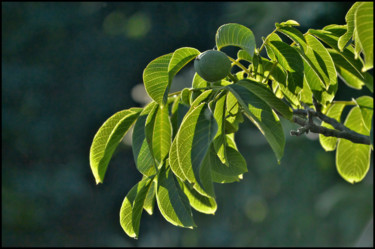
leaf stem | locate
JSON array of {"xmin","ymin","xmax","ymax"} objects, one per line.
[
  {"xmin": 228, "ymin": 56, "xmax": 251, "ymax": 75},
  {"xmin": 258, "ymin": 28, "xmax": 279, "ymax": 54}
]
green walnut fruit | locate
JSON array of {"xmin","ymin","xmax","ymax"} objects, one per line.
[{"xmin": 194, "ymin": 50, "xmax": 232, "ymax": 82}]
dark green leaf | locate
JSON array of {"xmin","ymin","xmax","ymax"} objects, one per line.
[
  {"xmin": 132, "ymin": 103, "xmax": 157, "ymax": 176},
  {"xmin": 156, "ymin": 166, "xmax": 196, "ymax": 228},
  {"xmin": 235, "ymin": 79, "xmax": 293, "ymax": 120},
  {"xmin": 227, "ymin": 84, "xmax": 285, "ymax": 162}
]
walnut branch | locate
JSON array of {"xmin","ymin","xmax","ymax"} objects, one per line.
[{"xmin": 290, "ymin": 107, "xmax": 370, "ymax": 145}]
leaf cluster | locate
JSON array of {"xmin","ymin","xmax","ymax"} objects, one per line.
[{"xmin": 89, "ymin": 2, "xmax": 373, "ymax": 238}]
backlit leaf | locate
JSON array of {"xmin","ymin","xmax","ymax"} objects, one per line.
[
  {"xmin": 354, "ymin": 2, "xmax": 373, "ymax": 71},
  {"xmin": 319, "ymin": 102, "xmax": 346, "ymax": 151},
  {"xmin": 354, "ymin": 96, "xmax": 373, "ymax": 133},
  {"xmin": 156, "ymin": 166, "xmax": 196, "ymax": 228},
  {"xmin": 132, "ymin": 103, "xmax": 157, "ymax": 176},
  {"xmin": 168, "ymin": 47, "xmax": 200, "ymax": 77},
  {"xmin": 216, "ymin": 23, "xmax": 256, "ymax": 58},
  {"xmin": 176, "ymin": 103, "xmax": 217, "ymax": 197},
  {"xmin": 90, "ymin": 107, "xmax": 142, "ymax": 184},
  {"xmin": 120, "ymin": 177, "xmax": 152, "ymax": 239},
  {"xmin": 151, "ymin": 105, "xmax": 172, "ymax": 165},
  {"xmin": 338, "ymin": 2, "xmax": 360, "ymax": 51},
  {"xmin": 328, "ymin": 49, "xmax": 373, "ymax": 90},
  {"xmin": 143, "ymin": 53, "xmax": 173, "ymax": 105},
  {"xmin": 235, "ymin": 79, "xmax": 293, "ymax": 120},
  {"xmin": 336, "ymin": 106, "xmax": 372, "ymax": 183},
  {"xmin": 179, "ymin": 179, "xmax": 217, "ymax": 214},
  {"xmin": 227, "ymin": 84, "xmax": 285, "ymax": 162}
]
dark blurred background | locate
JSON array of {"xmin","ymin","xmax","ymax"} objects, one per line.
[{"xmin": 2, "ymin": 2, "xmax": 373, "ymax": 247}]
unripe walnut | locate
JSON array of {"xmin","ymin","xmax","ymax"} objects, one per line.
[{"xmin": 194, "ymin": 50, "xmax": 232, "ymax": 82}]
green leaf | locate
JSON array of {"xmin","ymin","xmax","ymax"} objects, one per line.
[
  {"xmin": 354, "ymin": 2, "xmax": 373, "ymax": 71},
  {"xmin": 176, "ymin": 103, "xmax": 217, "ymax": 197},
  {"xmin": 227, "ymin": 84, "xmax": 285, "ymax": 162},
  {"xmin": 90, "ymin": 107, "xmax": 142, "ymax": 184},
  {"xmin": 308, "ymin": 28, "xmax": 365, "ymax": 78},
  {"xmin": 150, "ymin": 104, "xmax": 172, "ymax": 165},
  {"xmin": 120, "ymin": 177, "xmax": 152, "ymax": 239},
  {"xmin": 262, "ymin": 57, "xmax": 300, "ymax": 108},
  {"xmin": 237, "ymin": 49, "xmax": 253, "ymax": 62},
  {"xmin": 235, "ymin": 79, "xmax": 294, "ymax": 120},
  {"xmin": 216, "ymin": 23, "xmax": 256, "ymax": 58},
  {"xmin": 143, "ymin": 53, "xmax": 173, "ymax": 105},
  {"xmin": 354, "ymin": 96, "xmax": 373, "ymax": 133},
  {"xmin": 170, "ymin": 97, "xmax": 189, "ymax": 139},
  {"xmin": 338, "ymin": 2, "xmax": 361, "ymax": 51},
  {"xmin": 179, "ymin": 179, "xmax": 217, "ymax": 214},
  {"xmin": 210, "ymin": 142, "xmax": 248, "ymax": 183},
  {"xmin": 132, "ymin": 103, "xmax": 158, "ymax": 176},
  {"xmin": 319, "ymin": 102, "xmax": 346, "ymax": 151},
  {"xmin": 156, "ymin": 166, "xmax": 196, "ymax": 228},
  {"xmin": 277, "ymin": 26, "xmax": 307, "ymax": 51},
  {"xmin": 169, "ymin": 47, "xmax": 200, "ymax": 76},
  {"xmin": 304, "ymin": 34, "xmax": 337, "ymax": 90},
  {"xmin": 169, "ymin": 137, "xmax": 188, "ymax": 182},
  {"xmin": 266, "ymin": 40, "xmax": 304, "ymax": 93},
  {"xmin": 213, "ymin": 93, "xmax": 228, "ymax": 164},
  {"xmin": 143, "ymin": 181, "xmax": 156, "ymax": 215},
  {"xmin": 192, "ymin": 73, "xmax": 208, "ymax": 88},
  {"xmin": 277, "ymin": 20, "xmax": 300, "ymax": 27},
  {"xmin": 328, "ymin": 48, "xmax": 373, "ymax": 91},
  {"xmin": 264, "ymin": 33, "xmax": 282, "ymax": 61},
  {"xmin": 336, "ymin": 106, "xmax": 372, "ymax": 184}
]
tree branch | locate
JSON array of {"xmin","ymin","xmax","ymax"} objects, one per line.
[{"xmin": 291, "ymin": 108, "xmax": 371, "ymax": 145}]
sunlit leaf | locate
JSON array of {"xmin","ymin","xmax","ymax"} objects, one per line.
[
  {"xmin": 216, "ymin": 23, "xmax": 256, "ymax": 58},
  {"xmin": 235, "ymin": 79, "xmax": 293, "ymax": 120},
  {"xmin": 277, "ymin": 26, "xmax": 307, "ymax": 51},
  {"xmin": 169, "ymin": 47, "xmax": 200, "ymax": 76},
  {"xmin": 143, "ymin": 181, "xmax": 156, "ymax": 215},
  {"xmin": 90, "ymin": 108, "xmax": 142, "ymax": 184},
  {"xmin": 120, "ymin": 177, "xmax": 152, "ymax": 239},
  {"xmin": 338, "ymin": 2, "xmax": 360, "ymax": 51},
  {"xmin": 156, "ymin": 166, "xmax": 196, "ymax": 228},
  {"xmin": 354, "ymin": 96, "xmax": 373, "ymax": 133},
  {"xmin": 227, "ymin": 84, "xmax": 285, "ymax": 162},
  {"xmin": 192, "ymin": 72, "xmax": 208, "ymax": 88},
  {"xmin": 308, "ymin": 28, "xmax": 365, "ymax": 78},
  {"xmin": 210, "ymin": 142, "xmax": 248, "ymax": 183},
  {"xmin": 304, "ymin": 34, "xmax": 337, "ymax": 90},
  {"xmin": 237, "ymin": 49, "xmax": 253, "ymax": 62},
  {"xmin": 132, "ymin": 103, "xmax": 158, "ymax": 176},
  {"xmin": 354, "ymin": 2, "xmax": 373, "ymax": 71},
  {"xmin": 319, "ymin": 102, "xmax": 346, "ymax": 151},
  {"xmin": 336, "ymin": 106, "xmax": 372, "ymax": 184},
  {"xmin": 143, "ymin": 53, "xmax": 173, "ymax": 105},
  {"xmin": 179, "ymin": 179, "xmax": 217, "ymax": 214},
  {"xmin": 266, "ymin": 40, "xmax": 304, "ymax": 93},
  {"xmin": 262, "ymin": 57, "xmax": 300, "ymax": 108},
  {"xmin": 176, "ymin": 103, "xmax": 217, "ymax": 197},
  {"xmin": 328, "ymin": 49, "xmax": 373, "ymax": 90},
  {"xmin": 150, "ymin": 104, "xmax": 172, "ymax": 165},
  {"xmin": 213, "ymin": 93, "xmax": 228, "ymax": 165},
  {"xmin": 277, "ymin": 20, "xmax": 300, "ymax": 27}
]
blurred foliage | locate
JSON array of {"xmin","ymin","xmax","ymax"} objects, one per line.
[{"xmin": 2, "ymin": 1, "xmax": 372, "ymax": 246}]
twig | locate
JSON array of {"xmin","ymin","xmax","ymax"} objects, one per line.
[{"xmin": 290, "ymin": 108, "xmax": 371, "ymax": 145}]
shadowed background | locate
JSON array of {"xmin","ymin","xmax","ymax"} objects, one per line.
[{"xmin": 2, "ymin": 2, "xmax": 373, "ymax": 246}]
